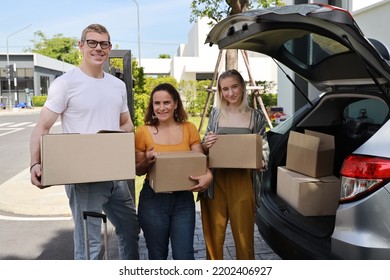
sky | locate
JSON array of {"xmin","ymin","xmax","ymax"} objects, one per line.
[
  {"xmin": 0, "ymin": 0, "xmax": 194, "ymax": 59},
  {"xmin": 0, "ymin": 0, "xmax": 384, "ymax": 60}
]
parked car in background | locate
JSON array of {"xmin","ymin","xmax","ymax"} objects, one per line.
[{"xmin": 205, "ymin": 3, "xmax": 390, "ymax": 259}]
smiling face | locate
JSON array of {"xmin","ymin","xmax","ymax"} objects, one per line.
[
  {"xmin": 79, "ymin": 31, "xmax": 111, "ymax": 68},
  {"xmin": 152, "ymin": 90, "xmax": 178, "ymax": 123},
  {"xmin": 219, "ymin": 76, "xmax": 244, "ymax": 106}
]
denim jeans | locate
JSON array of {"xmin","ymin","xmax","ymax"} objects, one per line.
[
  {"xmin": 65, "ymin": 180, "xmax": 140, "ymax": 260},
  {"xmin": 138, "ymin": 180, "xmax": 195, "ymax": 260}
]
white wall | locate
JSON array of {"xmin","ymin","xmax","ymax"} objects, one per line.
[
  {"xmin": 352, "ymin": 1, "xmax": 390, "ymax": 49},
  {"xmin": 34, "ymin": 53, "xmax": 75, "ymax": 73}
]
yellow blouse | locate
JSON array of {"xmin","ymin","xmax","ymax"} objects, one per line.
[{"xmin": 135, "ymin": 121, "xmax": 201, "ymax": 153}]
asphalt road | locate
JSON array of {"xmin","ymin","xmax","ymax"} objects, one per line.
[{"xmin": 0, "ymin": 112, "xmax": 75, "ymax": 260}]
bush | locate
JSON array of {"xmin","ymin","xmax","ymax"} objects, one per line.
[{"xmin": 32, "ymin": 96, "xmax": 47, "ymax": 107}]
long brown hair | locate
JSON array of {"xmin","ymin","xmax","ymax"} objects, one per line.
[{"xmin": 144, "ymin": 83, "xmax": 188, "ymax": 126}]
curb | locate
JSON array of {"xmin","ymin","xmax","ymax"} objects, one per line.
[
  {"xmin": 0, "ymin": 168, "xmax": 71, "ymax": 217},
  {"xmin": 0, "ymin": 107, "xmax": 42, "ymax": 116}
]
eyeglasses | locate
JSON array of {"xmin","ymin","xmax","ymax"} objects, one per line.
[{"xmin": 84, "ymin": 39, "xmax": 111, "ymax": 49}]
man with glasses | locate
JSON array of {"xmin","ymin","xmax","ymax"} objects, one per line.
[{"xmin": 29, "ymin": 24, "xmax": 140, "ymax": 260}]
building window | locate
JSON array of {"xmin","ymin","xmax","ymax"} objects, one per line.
[
  {"xmin": 1, "ymin": 67, "xmax": 7, "ymax": 78},
  {"xmin": 40, "ymin": 76, "xmax": 50, "ymax": 96},
  {"xmin": 196, "ymin": 73, "xmax": 213, "ymax": 80}
]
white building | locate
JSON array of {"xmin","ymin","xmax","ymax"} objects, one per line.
[{"xmin": 140, "ymin": 18, "xmax": 277, "ymax": 84}]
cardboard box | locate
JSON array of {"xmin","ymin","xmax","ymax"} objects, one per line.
[
  {"xmin": 40, "ymin": 132, "xmax": 135, "ymax": 187},
  {"xmin": 208, "ymin": 134, "xmax": 262, "ymax": 169},
  {"xmin": 286, "ymin": 130, "xmax": 334, "ymax": 178},
  {"xmin": 277, "ymin": 166, "xmax": 340, "ymax": 216},
  {"xmin": 149, "ymin": 152, "xmax": 207, "ymax": 192}
]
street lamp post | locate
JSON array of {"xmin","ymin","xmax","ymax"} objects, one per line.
[
  {"xmin": 132, "ymin": 0, "xmax": 141, "ymax": 66},
  {"xmin": 6, "ymin": 24, "xmax": 32, "ymax": 108}
]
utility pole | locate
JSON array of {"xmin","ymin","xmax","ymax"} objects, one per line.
[{"xmin": 131, "ymin": 0, "xmax": 141, "ymax": 67}]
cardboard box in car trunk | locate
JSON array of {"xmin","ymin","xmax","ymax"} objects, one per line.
[
  {"xmin": 40, "ymin": 132, "xmax": 135, "ymax": 187},
  {"xmin": 277, "ymin": 166, "xmax": 340, "ymax": 216},
  {"xmin": 286, "ymin": 130, "xmax": 334, "ymax": 178},
  {"xmin": 149, "ymin": 152, "xmax": 207, "ymax": 193},
  {"xmin": 208, "ymin": 134, "xmax": 262, "ymax": 169}
]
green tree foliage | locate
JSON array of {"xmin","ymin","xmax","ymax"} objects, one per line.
[
  {"xmin": 27, "ymin": 31, "xmax": 81, "ymax": 65},
  {"xmin": 248, "ymin": 80, "xmax": 277, "ymax": 106},
  {"xmin": 159, "ymin": 54, "xmax": 171, "ymax": 58},
  {"xmin": 110, "ymin": 57, "xmax": 123, "ymax": 70},
  {"xmin": 261, "ymin": 92, "xmax": 277, "ymax": 107},
  {"xmin": 180, "ymin": 80, "xmax": 213, "ymax": 117},
  {"xmin": 132, "ymin": 60, "xmax": 149, "ymax": 127},
  {"xmin": 144, "ymin": 76, "xmax": 178, "ymax": 95},
  {"xmin": 190, "ymin": 0, "xmax": 285, "ymax": 25},
  {"xmin": 32, "ymin": 96, "xmax": 47, "ymax": 107}
]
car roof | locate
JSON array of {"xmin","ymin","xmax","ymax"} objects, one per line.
[{"xmin": 205, "ymin": 4, "xmax": 390, "ymax": 92}]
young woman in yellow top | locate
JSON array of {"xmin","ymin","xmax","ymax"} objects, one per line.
[{"xmin": 135, "ymin": 83, "xmax": 212, "ymax": 260}]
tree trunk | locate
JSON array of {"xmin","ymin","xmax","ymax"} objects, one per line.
[
  {"xmin": 226, "ymin": 49, "xmax": 238, "ymax": 70},
  {"xmin": 225, "ymin": 0, "xmax": 249, "ymax": 70}
]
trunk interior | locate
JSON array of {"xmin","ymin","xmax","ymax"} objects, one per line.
[{"xmin": 265, "ymin": 93, "xmax": 389, "ymax": 239}]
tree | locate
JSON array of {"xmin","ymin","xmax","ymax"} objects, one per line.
[
  {"xmin": 180, "ymin": 80, "xmax": 213, "ymax": 117},
  {"xmin": 159, "ymin": 54, "xmax": 171, "ymax": 58},
  {"xmin": 26, "ymin": 31, "xmax": 81, "ymax": 65},
  {"xmin": 132, "ymin": 60, "xmax": 149, "ymax": 127},
  {"xmin": 190, "ymin": 0, "xmax": 285, "ymax": 69},
  {"xmin": 190, "ymin": 0, "xmax": 285, "ymax": 24}
]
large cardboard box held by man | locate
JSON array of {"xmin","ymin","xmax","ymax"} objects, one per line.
[
  {"xmin": 277, "ymin": 166, "xmax": 340, "ymax": 216},
  {"xmin": 286, "ymin": 130, "xmax": 334, "ymax": 178},
  {"xmin": 40, "ymin": 132, "xmax": 135, "ymax": 187},
  {"xmin": 149, "ymin": 152, "xmax": 207, "ymax": 193},
  {"xmin": 208, "ymin": 134, "xmax": 262, "ymax": 169}
]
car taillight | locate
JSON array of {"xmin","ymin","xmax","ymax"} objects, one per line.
[{"xmin": 340, "ymin": 155, "xmax": 390, "ymax": 203}]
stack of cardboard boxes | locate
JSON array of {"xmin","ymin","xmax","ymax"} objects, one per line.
[{"xmin": 277, "ymin": 130, "xmax": 341, "ymax": 216}]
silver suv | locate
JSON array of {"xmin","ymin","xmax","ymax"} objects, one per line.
[{"xmin": 206, "ymin": 3, "xmax": 390, "ymax": 259}]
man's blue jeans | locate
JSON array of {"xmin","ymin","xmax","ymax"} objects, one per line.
[
  {"xmin": 138, "ymin": 180, "xmax": 195, "ymax": 260},
  {"xmin": 66, "ymin": 180, "xmax": 140, "ymax": 260}
]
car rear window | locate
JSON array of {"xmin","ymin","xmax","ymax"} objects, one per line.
[
  {"xmin": 344, "ymin": 99, "xmax": 388, "ymax": 125},
  {"xmin": 284, "ymin": 33, "xmax": 350, "ymax": 66}
]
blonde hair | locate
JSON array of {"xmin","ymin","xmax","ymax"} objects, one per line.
[{"xmin": 216, "ymin": 69, "xmax": 249, "ymax": 118}]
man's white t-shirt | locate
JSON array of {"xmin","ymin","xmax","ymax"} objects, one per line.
[{"xmin": 45, "ymin": 68, "xmax": 128, "ymax": 133}]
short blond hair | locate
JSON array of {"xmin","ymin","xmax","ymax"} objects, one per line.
[{"xmin": 80, "ymin": 24, "xmax": 110, "ymax": 41}]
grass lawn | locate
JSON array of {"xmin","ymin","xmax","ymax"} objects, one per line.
[{"xmin": 133, "ymin": 116, "xmax": 208, "ymax": 206}]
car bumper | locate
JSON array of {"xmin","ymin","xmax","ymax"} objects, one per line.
[{"xmin": 332, "ymin": 186, "xmax": 390, "ymax": 259}]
